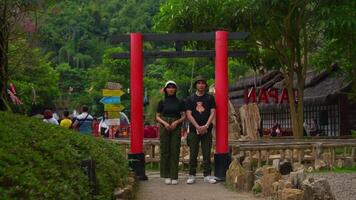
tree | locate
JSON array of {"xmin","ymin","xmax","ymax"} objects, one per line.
[
  {"xmin": 154, "ymin": 0, "xmax": 354, "ymax": 138},
  {"xmin": 0, "ymin": 0, "xmax": 42, "ymax": 111},
  {"xmin": 8, "ymin": 38, "xmax": 59, "ymax": 114}
]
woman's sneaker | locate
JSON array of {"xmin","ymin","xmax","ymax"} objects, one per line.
[
  {"xmin": 204, "ymin": 176, "xmax": 217, "ymax": 184},
  {"xmin": 186, "ymin": 175, "xmax": 195, "ymax": 184},
  {"xmin": 171, "ymin": 179, "xmax": 178, "ymax": 185},
  {"xmin": 165, "ymin": 178, "xmax": 172, "ymax": 185}
]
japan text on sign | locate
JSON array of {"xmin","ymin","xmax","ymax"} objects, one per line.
[
  {"xmin": 102, "ymin": 89, "xmax": 125, "ymax": 97},
  {"xmin": 104, "ymin": 104, "xmax": 125, "ymax": 112},
  {"xmin": 100, "ymin": 96, "xmax": 121, "ymax": 104}
]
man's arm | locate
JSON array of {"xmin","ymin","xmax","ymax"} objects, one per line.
[
  {"xmin": 186, "ymin": 110, "xmax": 199, "ymax": 129},
  {"xmin": 205, "ymin": 108, "xmax": 215, "ymax": 128}
]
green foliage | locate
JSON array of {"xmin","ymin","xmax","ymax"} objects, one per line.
[
  {"xmin": 0, "ymin": 111, "xmax": 128, "ymax": 199},
  {"xmin": 8, "ymin": 38, "xmax": 60, "ymax": 114}
]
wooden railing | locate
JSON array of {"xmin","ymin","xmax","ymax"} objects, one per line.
[{"xmin": 109, "ymin": 138, "xmax": 356, "ymax": 169}]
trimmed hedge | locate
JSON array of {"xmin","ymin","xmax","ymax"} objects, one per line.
[{"xmin": 0, "ymin": 112, "xmax": 128, "ymax": 199}]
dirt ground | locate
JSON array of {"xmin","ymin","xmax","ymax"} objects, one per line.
[{"xmin": 135, "ymin": 171, "xmax": 263, "ymax": 200}]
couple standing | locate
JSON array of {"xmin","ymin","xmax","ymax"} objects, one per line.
[{"xmin": 156, "ymin": 76, "xmax": 216, "ymax": 185}]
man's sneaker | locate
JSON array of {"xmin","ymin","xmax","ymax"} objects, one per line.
[
  {"xmin": 186, "ymin": 175, "xmax": 195, "ymax": 184},
  {"xmin": 171, "ymin": 179, "xmax": 178, "ymax": 185},
  {"xmin": 204, "ymin": 176, "xmax": 217, "ymax": 184},
  {"xmin": 165, "ymin": 178, "xmax": 171, "ymax": 185}
]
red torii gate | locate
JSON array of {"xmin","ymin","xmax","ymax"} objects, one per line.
[{"xmin": 111, "ymin": 31, "xmax": 248, "ymax": 180}]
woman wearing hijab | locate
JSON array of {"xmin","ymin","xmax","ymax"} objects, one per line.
[{"xmin": 156, "ymin": 80, "xmax": 186, "ymax": 185}]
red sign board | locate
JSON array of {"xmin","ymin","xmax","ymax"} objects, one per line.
[{"xmin": 244, "ymin": 87, "xmax": 298, "ymax": 104}]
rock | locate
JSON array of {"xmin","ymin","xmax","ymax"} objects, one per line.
[
  {"xmin": 289, "ymin": 169, "xmax": 306, "ymax": 188},
  {"xmin": 273, "ymin": 159, "xmax": 281, "ymax": 171},
  {"xmin": 272, "ymin": 180, "xmax": 293, "ymax": 198},
  {"xmin": 293, "ymin": 162, "xmax": 305, "ymax": 171},
  {"xmin": 225, "ymin": 159, "xmax": 246, "ymax": 191},
  {"xmin": 307, "ymin": 166, "xmax": 314, "ymax": 173},
  {"xmin": 301, "ymin": 177, "xmax": 336, "ymax": 200},
  {"xmin": 254, "ymin": 167, "xmax": 264, "ymax": 180},
  {"xmin": 262, "ymin": 166, "xmax": 279, "ymax": 175},
  {"xmin": 242, "ymin": 157, "xmax": 252, "ymax": 170},
  {"xmin": 314, "ymin": 159, "xmax": 327, "ymax": 171},
  {"xmin": 261, "ymin": 167, "xmax": 282, "ymax": 196},
  {"xmin": 252, "ymin": 180, "xmax": 262, "ymax": 194},
  {"xmin": 280, "ymin": 161, "xmax": 293, "ymax": 175},
  {"xmin": 280, "ymin": 188, "xmax": 304, "ymax": 200},
  {"xmin": 245, "ymin": 170, "xmax": 255, "ymax": 191}
]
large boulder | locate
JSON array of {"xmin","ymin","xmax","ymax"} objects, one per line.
[
  {"xmin": 280, "ymin": 188, "xmax": 304, "ymax": 200},
  {"xmin": 261, "ymin": 166, "xmax": 282, "ymax": 196},
  {"xmin": 272, "ymin": 179, "xmax": 293, "ymax": 199},
  {"xmin": 301, "ymin": 177, "xmax": 336, "ymax": 200},
  {"xmin": 226, "ymin": 159, "xmax": 246, "ymax": 191}
]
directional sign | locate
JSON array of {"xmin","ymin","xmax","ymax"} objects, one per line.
[
  {"xmin": 102, "ymin": 89, "xmax": 125, "ymax": 97},
  {"xmin": 107, "ymin": 112, "xmax": 120, "ymax": 119},
  {"xmin": 107, "ymin": 82, "xmax": 122, "ymax": 90},
  {"xmin": 100, "ymin": 96, "xmax": 121, "ymax": 104},
  {"xmin": 104, "ymin": 104, "xmax": 125, "ymax": 112},
  {"xmin": 106, "ymin": 119, "xmax": 121, "ymax": 126}
]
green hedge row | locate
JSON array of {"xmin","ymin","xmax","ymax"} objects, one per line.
[{"xmin": 0, "ymin": 112, "xmax": 128, "ymax": 199}]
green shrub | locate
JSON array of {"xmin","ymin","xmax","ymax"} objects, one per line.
[{"xmin": 0, "ymin": 112, "xmax": 128, "ymax": 199}]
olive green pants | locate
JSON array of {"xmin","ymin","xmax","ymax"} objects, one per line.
[
  {"xmin": 187, "ymin": 127, "xmax": 213, "ymax": 176},
  {"xmin": 160, "ymin": 117, "xmax": 181, "ymax": 179}
]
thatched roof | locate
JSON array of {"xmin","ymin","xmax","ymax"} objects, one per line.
[{"xmin": 229, "ymin": 64, "xmax": 351, "ymax": 108}]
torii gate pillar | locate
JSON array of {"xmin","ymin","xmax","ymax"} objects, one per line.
[
  {"xmin": 127, "ymin": 33, "xmax": 147, "ymax": 180},
  {"xmin": 214, "ymin": 31, "xmax": 231, "ymax": 181}
]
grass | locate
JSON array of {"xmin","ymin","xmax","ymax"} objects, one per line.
[{"xmin": 312, "ymin": 166, "xmax": 356, "ymax": 173}]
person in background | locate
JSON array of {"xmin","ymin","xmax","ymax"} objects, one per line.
[
  {"xmin": 43, "ymin": 109, "xmax": 59, "ymax": 125},
  {"xmin": 308, "ymin": 119, "xmax": 319, "ymax": 136},
  {"xmin": 72, "ymin": 105, "xmax": 93, "ymax": 135},
  {"xmin": 92, "ymin": 118, "xmax": 100, "ymax": 137},
  {"xmin": 60, "ymin": 110, "xmax": 72, "ymax": 128},
  {"xmin": 270, "ymin": 121, "xmax": 281, "ymax": 137},
  {"xmin": 156, "ymin": 80, "xmax": 186, "ymax": 185},
  {"xmin": 99, "ymin": 112, "xmax": 110, "ymax": 137}
]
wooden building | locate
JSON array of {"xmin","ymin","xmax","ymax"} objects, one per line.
[{"xmin": 229, "ymin": 65, "xmax": 355, "ymax": 136}]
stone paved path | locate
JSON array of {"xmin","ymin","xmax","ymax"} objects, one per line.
[{"xmin": 135, "ymin": 171, "xmax": 262, "ymax": 200}]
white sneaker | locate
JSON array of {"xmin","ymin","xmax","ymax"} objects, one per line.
[
  {"xmin": 165, "ymin": 178, "xmax": 171, "ymax": 185},
  {"xmin": 171, "ymin": 179, "xmax": 178, "ymax": 185},
  {"xmin": 186, "ymin": 175, "xmax": 195, "ymax": 184},
  {"xmin": 204, "ymin": 176, "xmax": 217, "ymax": 184}
]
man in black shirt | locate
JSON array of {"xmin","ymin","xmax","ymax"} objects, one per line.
[{"xmin": 186, "ymin": 75, "xmax": 217, "ymax": 184}]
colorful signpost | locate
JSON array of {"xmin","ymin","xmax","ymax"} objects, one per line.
[{"xmin": 101, "ymin": 83, "xmax": 125, "ymax": 138}]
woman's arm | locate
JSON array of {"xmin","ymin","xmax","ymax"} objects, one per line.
[
  {"xmin": 156, "ymin": 113, "xmax": 170, "ymax": 130},
  {"xmin": 170, "ymin": 112, "xmax": 186, "ymax": 129}
]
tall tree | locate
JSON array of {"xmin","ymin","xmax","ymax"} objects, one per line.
[
  {"xmin": 0, "ymin": 0, "xmax": 38, "ymax": 111},
  {"xmin": 155, "ymin": 0, "xmax": 353, "ymax": 138}
]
